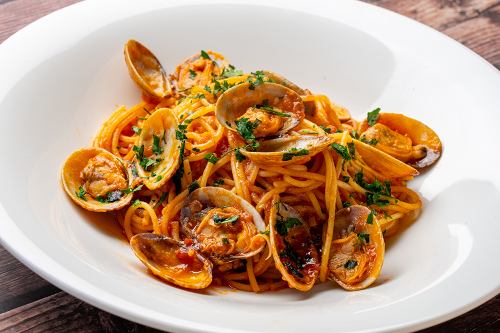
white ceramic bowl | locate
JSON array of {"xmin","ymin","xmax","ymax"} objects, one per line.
[{"xmin": 0, "ymin": 1, "xmax": 499, "ymax": 332}]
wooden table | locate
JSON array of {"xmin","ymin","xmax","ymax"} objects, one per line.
[{"xmin": 0, "ymin": 1, "xmax": 498, "ymax": 332}]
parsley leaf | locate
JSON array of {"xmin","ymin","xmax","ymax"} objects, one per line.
[
  {"xmin": 276, "ymin": 217, "xmax": 302, "ymax": 236},
  {"xmin": 203, "ymin": 152, "xmax": 219, "ymax": 164},
  {"xmin": 282, "ymin": 148, "xmax": 309, "ymax": 161},
  {"xmin": 200, "ymin": 50, "xmax": 211, "ymax": 60},
  {"xmin": 76, "ymin": 186, "xmax": 87, "ymax": 201},
  {"xmin": 152, "ymin": 134, "xmax": 163, "ymax": 155},
  {"xmin": 154, "ymin": 192, "xmax": 168, "ymax": 209},
  {"xmin": 358, "ymin": 232, "xmax": 370, "ymax": 244},
  {"xmin": 188, "ymin": 180, "xmax": 200, "ymax": 193},
  {"xmin": 319, "ymin": 125, "xmax": 332, "ymax": 133},
  {"xmin": 360, "ymin": 136, "xmax": 378, "ymax": 145},
  {"xmin": 331, "ymin": 143, "xmax": 352, "ymax": 160},
  {"xmin": 220, "ymin": 65, "xmax": 243, "ymax": 78},
  {"xmin": 213, "ymin": 214, "xmax": 239, "ymax": 224},
  {"xmin": 366, "ymin": 210, "xmax": 375, "ymax": 225},
  {"xmin": 131, "ymin": 126, "xmax": 142, "ymax": 135},
  {"xmin": 132, "ymin": 199, "xmax": 141, "ymax": 207},
  {"xmin": 235, "ymin": 117, "xmax": 261, "ymax": 142},
  {"xmin": 133, "ymin": 145, "xmax": 144, "ymax": 161},
  {"xmin": 367, "ymin": 107, "xmax": 381, "ymax": 126},
  {"xmin": 189, "ymin": 69, "xmax": 197, "ymax": 79},
  {"xmin": 123, "ymin": 184, "xmax": 143, "ymax": 194}
]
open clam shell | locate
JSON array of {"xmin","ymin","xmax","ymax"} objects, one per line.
[
  {"xmin": 134, "ymin": 108, "xmax": 180, "ymax": 190},
  {"xmin": 180, "ymin": 187, "xmax": 266, "ymax": 264},
  {"xmin": 270, "ymin": 200, "xmax": 320, "ymax": 291},
  {"xmin": 359, "ymin": 113, "xmax": 442, "ymax": 169},
  {"xmin": 261, "ymin": 70, "xmax": 307, "ymax": 96},
  {"xmin": 61, "ymin": 147, "xmax": 133, "ymax": 212},
  {"xmin": 216, "ymin": 82, "xmax": 305, "ymax": 138},
  {"xmin": 354, "ymin": 139, "xmax": 419, "ymax": 180},
  {"xmin": 173, "ymin": 50, "xmax": 229, "ymax": 91},
  {"xmin": 328, "ymin": 205, "xmax": 385, "ymax": 291},
  {"xmin": 130, "ymin": 233, "xmax": 212, "ymax": 289},
  {"xmin": 241, "ymin": 134, "xmax": 334, "ymax": 167},
  {"xmin": 124, "ymin": 39, "xmax": 171, "ymax": 98}
]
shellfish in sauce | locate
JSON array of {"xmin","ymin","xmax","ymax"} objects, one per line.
[
  {"xmin": 124, "ymin": 39, "xmax": 171, "ymax": 98},
  {"xmin": 359, "ymin": 113, "xmax": 442, "ymax": 169},
  {"xmin": 134, "ymin": 108, "xmax": 180, "ymax": 190},
  {"xmin": 61, "ymin": 147, "xmax": 133, "ymax": 212},
  {"xmin": 173, "ymin": 50, "xmax": 229, "ymax": 91},
  {"xmin": 270, "ymin": 200, "xmax": 320, "ymax": 291},
  {"xmin": 130, "ymin": 233, "xmax": 212, "ymax": 289},
  {"xmin": 216, "ymin": 82, "xmax": 305, "ymax": 138},
  {"xmin": 328, "ymin": 205, "xmax": 385, "ymax": 290},
  {"xmin": 240, "ymin": 134, "xmax": 334, "ymax": 167},
  {"xmin": 180, "ymin": 187, "xmax": 266, "ymax": 264}
]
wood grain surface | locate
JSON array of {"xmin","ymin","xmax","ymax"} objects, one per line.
[{"xmin": 0, "ymin": 1, "xmax": 499, "ymax": 332}]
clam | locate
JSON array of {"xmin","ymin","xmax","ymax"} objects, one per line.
[
  {"xmin": 359, "ymin": 113, "xmax": 442, "ymax": 169},
  {"xmin": 354, "ymin": 140, "xmax": 419, "ymax": 180},
  {"xmin": 180, "ymin": 187, "xmax": 266, "ymax": 264},
  {"xmin": 216, "ymin": 82, "xmax": 305, "ymax": 138},
  {"xmin": 134, "ymin": 108, "xmax": 180, "ymax": 190},
  {"xmin": 261, "ymin": 70, "xmax": 307, "ymax": 95},
  {"xmin": 174, "ymin": 50, "xmax": 229, "ymax": 91},
  {"xmin": 61, "ymin": 147, "xmax": 133, "ymax": 212},
  {"xmin": 241, "ymin": 134, "xmax": 334, "ymax": 166},
  {"xmin": 130, "ymin": 233, "xmax": 212, "ymax": 289},
  {"xmin": 270, "ymin": 200, "xmax": 320, "ymax": 291},
  {"xmin": 124, "ymin": 39, "xmax": 171, "ymax": 98},
  {"xmin": 328, "ymin": 205, "xmax": 385, "ymax": 290}
]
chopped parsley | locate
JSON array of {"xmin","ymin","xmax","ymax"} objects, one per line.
[
  {"xmin": 173, "ymin": 124, "xmax": 188, "ymax": 192},
  {"xmin": 276, "ymin": 216, "xmax": 302, "ymax": 236},
  {"xmin": 154, "ymin": 192, "xmax": 168, "ymax": 209},
  {"xmin": 133, "ymin": 145, "xmax": 144, "ymax": 161},
  {"xmin": 222, "ymin": 237, "xmax": 230, "ymax": 244},
  {"xmin": 360, "ymin": 136, "xmax": 378, "ymax": 146},
  {"xmin": 156, "ymin": 175, "xmax": 163, "ymax": 182},
  {"xmin": 131, "ymin": 126, "xmax": 142, "ymax": 135},
  {"xmin": 212, "ymin": 80, "xmax": 236, "ymax": 95},
  {"xmin": 203, "ymin": 152, "xmax": 219, "ymax": 164},
  {"xmin": 192, "ymin": 147, "xmax": 201, "ymax": 152},
  {"xmin": 366, "ymin": 210, "xmax": 375, "ymax": 225},
  {"xmin": 260, "ymin": 230, "xmax": 270, "ymax": 235},
  {"xmin": 213, "ymin": 214, "xmax": 239, "ymax": 224},
  {"xmin": 123, "ymin": 184, "xmax": 143, "ymax": 194},
  {"xmin": 76, "ymin": 186, "xmax": 87, "ymax": 201},
  {"xmin": 279, "ymin": 242, "xmax": 304, "ymax": 278},
  {"xmin": 191, "ymin": 93, "xmax": 205, "ymax": 99},
  {"xmin": 358, "ymin": 232, "xmax": 370, "ymax": 244},
  {"xmin": 187, "ymin": 180, "xmax": 200, "ymax": 193},
  {"xmin": 220, "ymin": 64, "xmax": 243, "ymax": 78},
  {"xmin": 282, "ymin": 148, "xmax": 309, "ymax": 161},
  {"xmin": 344, "ymin": 259, "xmax": 358, "ymax": 269},
  {"xmin": 247, "ymin": 70, "xmax": 267, "ymax": 90},
  {"xmin": 319, "ymin": 125, "xmax": 332, "ymax": 133},
  {"xmin": 331, "ymin": 143, "xmax": 352, "ymax": 160},
  {"xmin": 189, "ymin": 69, "xmax": 197, "ymax": 79},
  {"xmin": 234, "ymin": 148, "xmax": 246, "ymax": 161},
  {"xmin": 132, "ymin": 199, "xmax": 141, "ymax": 207},
  {"xmin": 367, "ymin": 107, "xmax": 381, "ymax": 126},
  {"xmin": 354, "ymin": 171, "xmax": 391, "ymax": 207},
  {"xmin": 255, "ymin": 100, "xmax": 291, "ymax": 117},
  {"xmin": 235, "ymin": 117, "xmax": 261, "ymax": 142},
  {"xmin": 342, "ymin": 176, "xmax": 350, "ymax": 182},
  {"xmin": 342, "ymin": 201, "xmax": 351, "ymax": 208},
  {"xmin": 200, "ymin": 50, "xmax": 211, "ymax": 60},
  {"xmin": 348, "ymin": 142, "xmax": 355, "ymax": 158},
  {"xmin": 152, "ymin": 134, "xmax": 163, "ymax": 155}
]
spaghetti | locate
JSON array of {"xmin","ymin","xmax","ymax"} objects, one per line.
[{"xmin": 61, "ymin": 40, "xmax": 442, "ymax": 293}]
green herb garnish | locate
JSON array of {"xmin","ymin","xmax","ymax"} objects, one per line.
[
  {"xmin": 131, "ymin": 126, "xmax": 142, "ymax": 135},
  {"xmin": 367, "ymin": 107, "xmax": 381, "ymax": 126},
  {"xmin": 200, "ymin": 50, "xmax": 211, "ymax": 60},
  {"xmin": 282, "ymin": 148, "xmax": 309, "ymax": 161},
  {"xmin": 203, "ymin": 152, "xmax": 219, "ymax": 164},
  {"xmin": 331, "ymin": 143, "xmax": 352, "ymax": 160},
  {"xmin": 213, "ymin": 214, "xmax": 239, "ymax": 224},
  {"xmin": 76, "ymin": 186, "xmax": 87, "ymax": 201},
  {"xmin": 189, "ymin": 69, "xmax": 197, "ymax": 79},
  {"xmin": 188, "ymin": 180, "xmax": 200, "ymax": 193},
  {"xmin": 152, "ymin": 134, "xmax": 163, "ymax": 155},
  {"xmin": 358, "ymin": 232, "xmax": 370, "ymax": 244}
]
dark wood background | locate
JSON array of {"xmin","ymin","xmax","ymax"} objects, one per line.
[{"xmin": 0, "ymin": 0, "xmax": 498, "ymax": 332}]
